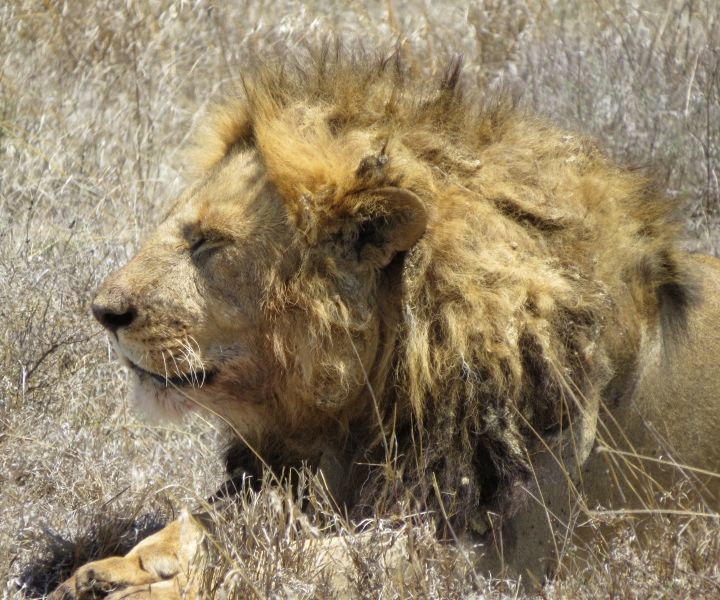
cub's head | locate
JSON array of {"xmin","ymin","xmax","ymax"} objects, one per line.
[{"xmin": 92, "ymin": 137, "xmax": 427, "ymax": 445}]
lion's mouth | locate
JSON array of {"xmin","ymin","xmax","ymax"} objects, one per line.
[{"xmin": 130, "ymin": 361, "xmax": 218, "ymax": 388}]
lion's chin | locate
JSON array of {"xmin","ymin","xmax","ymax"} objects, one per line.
[
  {"xmin": 117, "ymin": 354, "xmax": 220, "ymax": 423},
  {"xmin": 129, "ymin": 374, "xmax": 194, "ymax": 424}
]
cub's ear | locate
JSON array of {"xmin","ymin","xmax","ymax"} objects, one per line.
[{"xmin": 353, "ymin": 187, "xmax": 427, "ymax": 267}]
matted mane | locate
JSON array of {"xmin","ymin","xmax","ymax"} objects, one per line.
[{"xmin": 191, "ymin": 46, "xmax": 694, "ymax": 531}]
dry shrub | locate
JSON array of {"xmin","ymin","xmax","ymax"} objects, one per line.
[{"xmin": 1, "ymin": 1, "xmax": 718, "ymax": 598}]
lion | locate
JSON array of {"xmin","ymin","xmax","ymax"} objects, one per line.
[{"xmin": 53, "ymin": 48, "xmax": 720, "ymax": 598}]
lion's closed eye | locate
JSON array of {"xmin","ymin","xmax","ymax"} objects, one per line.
[
  {"xmin": 187, "ymin": 229, "xmax": 231, "ymax": 260},
  {"xmin": 188, "ymin": 236, "xmax": 206, "ymax": 253}
]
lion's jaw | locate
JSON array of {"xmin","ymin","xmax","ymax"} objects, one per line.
[{"xmin": 92, "ymin": 149, "xmax": 291, "ymax": 431}]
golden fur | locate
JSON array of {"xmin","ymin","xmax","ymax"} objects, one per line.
[
  {"xmin": 183, "ymin": 49, "xmax": 694, "ymax": 525},
  {"xmin": 95, "ymin": 45, "xmax": 694, "ymax": 533},
  {"xmin": 54, "ymin": 48, "xmax": 720, "ymax": 597}
]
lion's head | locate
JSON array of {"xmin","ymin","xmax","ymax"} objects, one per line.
[{"xmin": 92, "ymin": 49, "xmax": 693, "ymax": 532}]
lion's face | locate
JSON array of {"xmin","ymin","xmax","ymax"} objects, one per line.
[
  {"xmin": 92, "ymin": 149, "xmax": 296, "ymax": 428},
  {"xmin": 92, "ymin": 142, "xmax": 427, "ymax": 441}
]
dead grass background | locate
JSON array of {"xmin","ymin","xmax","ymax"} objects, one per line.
[{"xmin": 1, "ymin": 0, "xmax": 719, "ymax": 598}]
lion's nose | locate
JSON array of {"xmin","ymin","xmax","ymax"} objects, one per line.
[{"xmin": 92, "ymin": 294, "xmax": 136, "ymax": 334}]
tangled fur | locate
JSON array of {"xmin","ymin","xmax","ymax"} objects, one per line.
[
  {"xmin": 92, "ymin": 47, "xmax": 695, "ymax": 538},
  {"xmin": 186, "ymin": 48, "xmax": 694, "ymax": 532}
]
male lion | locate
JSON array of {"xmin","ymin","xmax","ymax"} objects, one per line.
[{"xmin": 54, "ymin": 49, "xmax": 720, "ymax": 598}]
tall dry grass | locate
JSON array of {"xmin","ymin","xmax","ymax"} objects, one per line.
[{"xmin": 1, "ymin": 0, "xmax": 719, "ymax": 598}]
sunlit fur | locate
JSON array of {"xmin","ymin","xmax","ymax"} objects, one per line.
[{"xmin": 95, "ymin": 47, "xmax": 695, "ymax": 535}]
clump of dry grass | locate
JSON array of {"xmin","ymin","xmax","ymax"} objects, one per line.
[
  {"xmin": 188, "ymin": 471, "xmax": 526, "ymax": 600},
  {"xmin": 551, "ymin": 489, "xmax": 720, "ymax": 598},
  {"xmin": 1, "ymin": 1, "xmax": 719, "ymax": 598}
]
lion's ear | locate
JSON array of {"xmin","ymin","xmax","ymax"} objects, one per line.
[{"xmin": 354, "ymin": 187, "xmax": 427, "ymax": 267}]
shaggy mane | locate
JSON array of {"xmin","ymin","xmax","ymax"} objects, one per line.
[{"xmin": 193, "ymin": 46, "xmax": 694, "ymax": 534}]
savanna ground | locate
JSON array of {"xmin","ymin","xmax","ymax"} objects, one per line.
[{"xmin": 1, "ymin": 0, "xmax": 720, "ymax": 598}]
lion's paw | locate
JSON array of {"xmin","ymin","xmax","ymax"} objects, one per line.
[
  {"xmin": 50, "ymin": 514, "xmax": 203, "ymax": 600},
  {"xmin": 55, "ymin": 578, "xmax": 185, "ymax": 600},
  {"xmin": 51, "ymin": 553, "xmax": 178, "ymax": 599}
]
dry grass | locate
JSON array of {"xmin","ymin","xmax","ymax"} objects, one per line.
[{"xmin": 1, "ymin": 0, "xmax": 719, "ymax": 598}]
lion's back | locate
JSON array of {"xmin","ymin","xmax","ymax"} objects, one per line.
[{"xmin": 581, "ymin": 252, "xmax": 720, "ymax": 510}]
